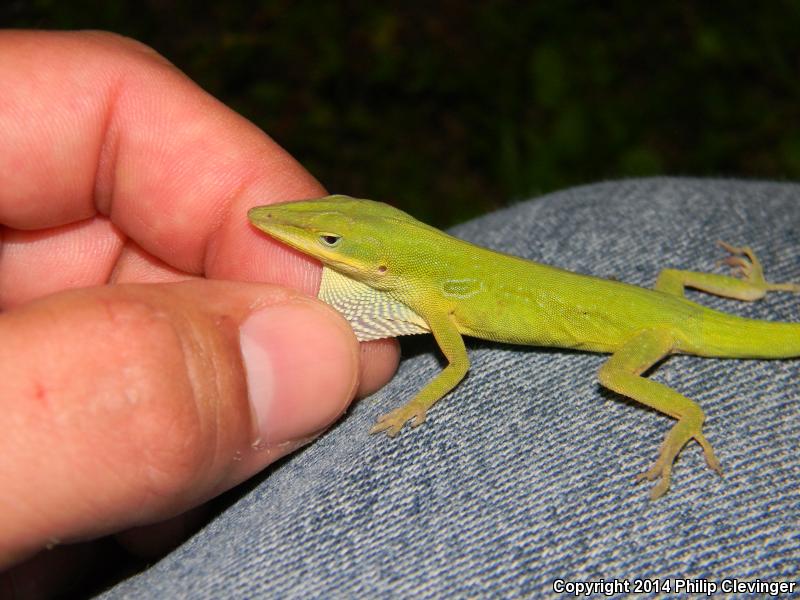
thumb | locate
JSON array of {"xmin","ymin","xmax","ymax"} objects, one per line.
[{"xmin": 0, "ymin": 280, "xmax": 360, "ymax": 567}]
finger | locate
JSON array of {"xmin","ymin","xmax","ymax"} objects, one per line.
[
  {"xmin": 357, "ymin": 338, "xmax": 401, "ymax": 398},
  {"xmin": 0, "ymin": 216, "xmax": 124, "ymax": 309},
  {"xmin": 0, "ymin": 280, "xmax": 360, "ymax": 568},
  {"xmin": 0, "ymin": 30, "xmax": 324, "ymax": 293},
  {"xmin": 111, "ymin": 240, "xmax": 197, "ymax": 284}
]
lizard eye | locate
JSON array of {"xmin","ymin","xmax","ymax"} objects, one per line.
[{"xmin": 319, "ymin": 234, "xmax": 342, "ymax": 247}]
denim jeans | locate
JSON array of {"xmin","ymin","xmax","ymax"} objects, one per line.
[{"xmin": 102, "ymin": 178, "xmax": 799, "ymax": 598}]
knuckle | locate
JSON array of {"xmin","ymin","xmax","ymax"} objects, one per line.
[
  {"xmin": 83, "ymin": 30, "xmax": 171, "ymax": 65},
  {"xmin": 90, "ymin": 295, "xmax": 218, "ymax": 496}
]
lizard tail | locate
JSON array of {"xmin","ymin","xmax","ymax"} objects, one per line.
[{"xmin": 697, "ymin": 311, "xmax": 800, "ymax": 359}]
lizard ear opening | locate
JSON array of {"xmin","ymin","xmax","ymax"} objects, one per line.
[{"xmin": 319, "ymin": 234, "xmax": 342, "ymax": 247}]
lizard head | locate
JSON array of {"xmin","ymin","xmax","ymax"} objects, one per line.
[{"xmin": 248, "ymin": 195, "xmax": 418, "ymax": 287}]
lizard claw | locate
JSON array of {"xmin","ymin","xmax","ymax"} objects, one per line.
[{"xmin": 716, "ymin": 241, "xmax": 759, "ymax": 280}]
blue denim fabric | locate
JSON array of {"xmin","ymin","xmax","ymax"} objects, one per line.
[{"xmin": 101, "ymin": 178, "xmax": 799, "ymax": 598}]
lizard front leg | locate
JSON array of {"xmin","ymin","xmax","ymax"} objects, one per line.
[
  {"xmin": 598, "ymin": 328, "xmax": 722, "ymax": 499},
  {"xmin": 371, "ymin": 311, "xmax": 468, "ymax": 436}
]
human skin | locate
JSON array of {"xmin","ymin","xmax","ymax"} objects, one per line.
[{"xmin": 0, "ymin": 30, "xmax": 398, "ymax": 594}]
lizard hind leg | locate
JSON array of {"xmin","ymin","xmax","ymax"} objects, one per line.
[
  {"xmin": 655, "ymin": 242, "xmax": 800, "ymax": 300},
  {"xmin": 598, "ymin": 328, "xmax": 722, "ymax": 499}
]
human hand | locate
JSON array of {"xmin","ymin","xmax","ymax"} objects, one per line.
[{"xmin": 0, "ymin": 30, "xmax": 398, "ymax": 594}]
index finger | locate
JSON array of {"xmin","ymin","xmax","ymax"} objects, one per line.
[{"xmin": 0, "ymin": 30, "xmax": 323, "ymax": 289}]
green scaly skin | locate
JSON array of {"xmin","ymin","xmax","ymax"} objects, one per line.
[{"xmin": 248, "ymin": 195, "xmax": 800, "ymax": 499}]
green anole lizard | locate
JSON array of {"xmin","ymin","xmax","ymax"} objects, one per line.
[{"xmin": 248, "ymin": 195, "xmax": 800, "ymax": 498}]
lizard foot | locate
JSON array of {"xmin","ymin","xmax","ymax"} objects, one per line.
[
  {"xmin": 636, "ymin": 457, "xmax": 673, "ymax": 500},
  {"xmin": 717, "ymin": 241, "xmax": 762, "ymax": 281},
  {"xmin": 636, "ymin": 430, "xmax": 722, "ymax": 500},
  {"xmin": 717, "ymin": 241, "xmax": 800, "ymax": 293},
  {"xmin": 370, "ymin": 404, "xmax": 428, "ymax": 436}
]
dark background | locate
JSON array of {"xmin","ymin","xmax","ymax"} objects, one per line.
[
  {"xmin": 2, "ymin": 4, "xmax": 799, "ymax": 595},
  {"xmin": 4, "ymin": 2, "xmax": 800, "ymax": 226}
]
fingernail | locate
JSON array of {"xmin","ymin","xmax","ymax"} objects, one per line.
[{"xmin": 239, "ymin": 300, "xmax": 358, "ymax": 446}]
